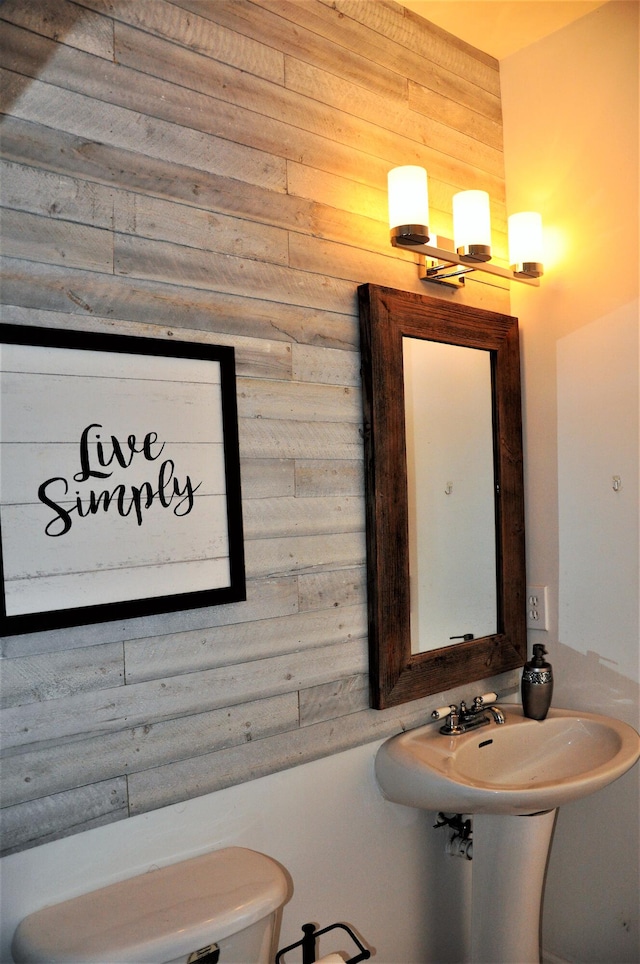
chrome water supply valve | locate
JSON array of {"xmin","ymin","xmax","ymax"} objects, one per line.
[{"xmin": 434, "ymin": 812, "xmax": 474, "ymax": 860}]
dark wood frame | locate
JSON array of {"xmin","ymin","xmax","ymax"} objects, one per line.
[
  {"xmin": 358, "ymin": 284, "xmax": 526, "ymax": 709},
  {"xmin": 0, "ymin": 324, "xmax": 246, "ymax": 636}
]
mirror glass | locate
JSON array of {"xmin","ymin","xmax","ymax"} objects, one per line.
[
  {"xmin": 403, "ymin": 338, "xmax": 497, "ymax": 653},
  {"xmin": 358, "ymin": 283, "xmax": 526, "ymax": 709}
]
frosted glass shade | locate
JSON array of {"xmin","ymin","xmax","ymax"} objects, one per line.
[
  {"xmin": 508, "ymin": 212, "xmax": 544, "ymax": 277},
  {"xmin": 388, "ymin": 166, "xmax": 429, "ymax": 245},
  {"xmin": 453, "ymin": 190, "xmax": 491, "ymax": 261}
]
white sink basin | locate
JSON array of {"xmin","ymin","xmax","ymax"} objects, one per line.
[{"xmin": 375, "ymin": 704, "xmax": 640, "ymax": 815}]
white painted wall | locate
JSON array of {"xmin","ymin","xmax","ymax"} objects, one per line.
[
  {"xmin": 0, "ymin": 738, "xmax": 473, "ymax": 964},
  {"xmin": 501, "ymin": 2, "xmax": 639, "ymax": 961}
]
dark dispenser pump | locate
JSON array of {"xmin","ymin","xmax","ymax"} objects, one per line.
[{"xmin": 522, "ymin": 644, "xmax": 553, "ymax": 720}]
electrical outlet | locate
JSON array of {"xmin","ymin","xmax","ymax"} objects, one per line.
[{"xmin": 526, "ymin": 585, "xmax": 549, "ymax": 630}]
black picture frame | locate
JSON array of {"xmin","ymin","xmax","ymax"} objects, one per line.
[{"xmin": 0, "ymin": 325, "xmax": 246, "ymax": 636}]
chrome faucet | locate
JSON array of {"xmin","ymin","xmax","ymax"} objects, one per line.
[{"xmin": 431, "ymin": 693, "xmax": 505, "ymax": 735}]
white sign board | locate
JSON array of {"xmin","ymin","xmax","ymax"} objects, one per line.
[{"xmin": 0, "ymin": 326, "xmax": 245, "ymax": 635}]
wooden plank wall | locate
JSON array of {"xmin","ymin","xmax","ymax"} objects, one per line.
[{"xmin": 0, "ymin": 0, "xmax": 513, "ymax": 856}]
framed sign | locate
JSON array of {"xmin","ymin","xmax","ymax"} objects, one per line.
[{"xmin": 0, "ymin": 325, "xmax": 246, "ymax": 636}]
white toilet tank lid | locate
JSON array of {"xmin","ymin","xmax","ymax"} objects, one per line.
[{"xmin": 12, "ymin": 847, "xmax": 289, "ymax": 964}]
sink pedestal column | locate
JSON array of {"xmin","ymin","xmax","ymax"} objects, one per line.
[{"xmin": 470, "ymin": 810, "xmax": 557, "ymax": 964}]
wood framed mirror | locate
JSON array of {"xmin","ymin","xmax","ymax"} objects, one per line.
[{"xmin": 358, "ymin": 284, "xmax": 526, "ymax": 709}]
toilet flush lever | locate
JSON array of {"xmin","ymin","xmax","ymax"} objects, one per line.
[{"xmin": 187, "ymin": 944, "xmax": 219, "ymax": 964}]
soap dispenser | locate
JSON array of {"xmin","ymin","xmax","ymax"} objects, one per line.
[{"xmin": 522, "ymin": 644, "xmax": 553, "ymax": 720}]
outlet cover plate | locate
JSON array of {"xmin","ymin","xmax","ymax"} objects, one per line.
[{"xmin": 526, "ymin": 585, "xmax": 549, "ymax": 630}]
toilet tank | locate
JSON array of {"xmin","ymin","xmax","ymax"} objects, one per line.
[{"xmin": 12, "ymin": 847, "xmax": 289, "ymax": 964}]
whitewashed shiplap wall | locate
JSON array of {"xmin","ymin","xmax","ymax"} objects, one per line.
[{"xmin": 0, "ymin": 0, "xmax": 513, "ymax": 856}]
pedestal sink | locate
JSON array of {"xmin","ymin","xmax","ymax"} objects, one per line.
[{"xmin": 376, "ymin": 705, "xmax": 640, "ymax": 964}]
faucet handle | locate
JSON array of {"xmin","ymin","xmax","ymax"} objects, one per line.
[
  {"xmin": 431, "ymin": 703, "xmax": 457, "ymax": 721},
  {"xmin": 475, "ymin": 691, "xmax": 498, "ymax": 707}
]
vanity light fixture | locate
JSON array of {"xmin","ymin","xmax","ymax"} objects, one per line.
[
  {"xmin": 508, "ymin": 211, "xmax": 544, "ymax": 279},
  {"xmin": 453, "ymin": 189, "xmax": 492, "ymax": 262},
  {"xmin": 388, "ymin": 165, "xmax": 430, "ymax": 246},
  {"xmin": 388, "ymin": 166, "xmax": 543, "ymax": 288}
]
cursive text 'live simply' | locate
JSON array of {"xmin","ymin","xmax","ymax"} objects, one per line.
[{"xmin": 37, "ymin": 423, "xmax": 202, "ymax": 536}]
